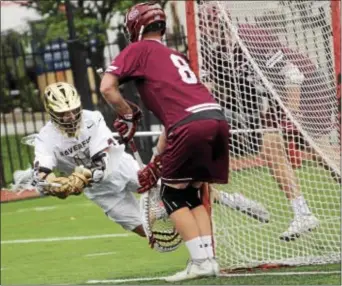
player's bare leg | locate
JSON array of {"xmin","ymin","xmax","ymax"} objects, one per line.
[
  {"xmin": 261, "ymin": 132, "xmax": 319, "ymax": 241},
  {"xmin": 303, "ymin": 135, "xmax": 341, "ymax": 184},
  {"xmin": 164, "ymin": 181, "xmax": 218, "ymax": 282},
  {"xmin": 306, "ymin": 150, "xmax": 341, "ymax": 184},
  {"xmin": 262, "ymin": 133, "xmax": 301, "ymax": 199},
  {"xmin": 190, "ymin": 182, "xmax": 219, "ymax": 273}
]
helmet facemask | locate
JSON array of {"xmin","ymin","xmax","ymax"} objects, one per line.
[{"xmin": 49, "ymin": 106, "xmax": 82, "ymax": 137}]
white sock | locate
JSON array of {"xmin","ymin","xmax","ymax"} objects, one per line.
[
  {"xmin": 185, "ymin": 237, "xmax": 208, "ymax": 261},
  {"xmin": 291, "ymin": 195, "xmax": 311, "ymax": 217},
  {"xmin": 201, "ymin": 235, "xmax": 214, "ymax": 259}
]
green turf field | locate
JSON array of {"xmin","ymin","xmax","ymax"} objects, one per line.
[
  {"xmin": 1, "ymin": 165, "xmax": 341, "ymax": 285},
  {"xmin": 213, "ymin": 164, "xmax": 341, "ymax": 275}
]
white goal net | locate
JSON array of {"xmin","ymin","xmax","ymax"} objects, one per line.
[{"xmin": 189, "ymin": 0, "xmax": 341, "ymax": 270}]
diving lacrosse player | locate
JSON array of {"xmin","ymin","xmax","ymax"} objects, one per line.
[
  {"xmin": 32, "ymin": 82, "xmax": 155, "ymax": 237},
  {"xmin": 100, "ymin": 2, "xmax": 229, "ymax": 282}
]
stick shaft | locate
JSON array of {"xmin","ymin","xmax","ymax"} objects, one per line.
[{"xmin": 96, "ymin": 68, "xmax": 145, "ymax": 168}]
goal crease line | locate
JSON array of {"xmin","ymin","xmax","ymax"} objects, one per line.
[
  {"xmin": 220, "ymin": 270, "xmax": 341, "ymax": 277},
  {"xmin": 86, "ymin": 270, "xmax": 341, "ymax": 284}
]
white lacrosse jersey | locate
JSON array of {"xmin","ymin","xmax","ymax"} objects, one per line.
[{"xmin": 34, "ymin": 110, "xmax": 125, "ymax": 175}]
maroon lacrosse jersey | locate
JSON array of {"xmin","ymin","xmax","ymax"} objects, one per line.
[
  {"xmin": 105, "ymin": 39, "xmax": 220, "ymax": 132},
  {"xmin": 237, "ymin": 24, "xmax": 333, "ymax": 134},
  {"xmin": 237, "ymin": 24, "xmax": 317, "ymax": 76}
]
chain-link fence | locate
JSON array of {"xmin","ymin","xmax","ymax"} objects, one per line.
[{"xmin": 0, "ymin": 26, "xmax": 188, "ymax": 187}]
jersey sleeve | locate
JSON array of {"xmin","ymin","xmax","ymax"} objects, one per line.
[
  {"xmin": 34, "ymin": 133, "xmax": 57, "ymax": 171},
  {"xmin": 88, "ymin": 111, "xmax": 116, "ymax": 157},
  {"xmin": 238, "ymin": 24, "xmax": 305, "ymax": 86},
  {"xmin": 263, "ymin": 48, "xmax": 305, "ymax": 85},
  {"xmin": 105, "ymin": 43, "xmax": 145, "ymax": 83}
]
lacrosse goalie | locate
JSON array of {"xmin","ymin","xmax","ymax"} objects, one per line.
[{"xmin": 28, "ymin": 81, "xmax": 165, "ymax": 237}]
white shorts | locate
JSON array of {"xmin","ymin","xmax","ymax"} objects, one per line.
[{"xmin": 84, "ymin": 152, "xmax": 142, "ymax": 231}]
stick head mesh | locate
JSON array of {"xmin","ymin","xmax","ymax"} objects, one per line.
[{"xmin": 139, "ymin": 187, "xmax": 182, "ymax": 252}]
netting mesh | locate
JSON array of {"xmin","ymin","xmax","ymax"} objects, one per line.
[
  {"xmin": 194, "ymin": 0, "xmax": 340, "ymax": 270},
  {"xmin": 140, "ymin": 188, "xmax": 182, "ymax": 252}
]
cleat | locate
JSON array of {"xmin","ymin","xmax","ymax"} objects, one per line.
[
  {"xmin": 280, "ymin": 214, "xmax": 319, "ymax": 241},
  {"xmin": 165, "ymin": 258, "xmax": 219, "ymax": 282},
  {"xmin": 216, "ymin": 192, "xmax": 270, "ymax": 223},
  {"xmin": 211, "ymin": 258, "xmax": 220, "ymax": 276}
]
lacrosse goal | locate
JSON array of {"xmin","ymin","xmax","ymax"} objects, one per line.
[{"xmin": 186, "ymin": 0, "xmax": 341, "ymax": 270}]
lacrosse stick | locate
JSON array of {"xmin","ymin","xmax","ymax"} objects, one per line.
[
  {"xmin": 96, "ymin": 68, "xmax": 182, "ymax": 252},
  {"xmin": 9, "ymin": 166, "xmax": 61, "ymax": 195},
  {"xmin": 12, "ymin": 135, "xmax": 64, "ymax": 196},
  {"xmin": 21, "ymin": 133, "xmax": 38, "ymax": 147}
]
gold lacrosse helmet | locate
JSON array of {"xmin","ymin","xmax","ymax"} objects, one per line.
[{"xmin": 43, "ymin": 82, "xmax": 82, "ymax": 137}]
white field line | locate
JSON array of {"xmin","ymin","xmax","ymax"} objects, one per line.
[
  {"xmin": 28, "ymin": 206, "xmax": 57, "ymax": 212},
  {"xmin": 1, "ymin": 233, "xmax": 132, "ymax": 245},
  {"xmin": 86, "ymin": 270, "xmax": 341, "ymax": 284},
  {"xmin": 87, "ymin": 277, "xmax": 168, "ymax": 284},
  {"xmin": 85, "ymin": 252, "xmax": 117, "ymax": 257},
  {"xmin": 1, "ymin": 206, "xmax": 56, "ymax": 216},
  {"xmin": 1, "ymin": 202, "xmax": 93, "ymax": 216}
]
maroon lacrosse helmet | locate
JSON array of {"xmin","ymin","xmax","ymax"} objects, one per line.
[
  {"xmin": 198, "ymin": 3, "xmax": 230, "ymax": 42},
  {"xmin": 124, "ymin": 2, "xmax": 166, "ymax": 43}
]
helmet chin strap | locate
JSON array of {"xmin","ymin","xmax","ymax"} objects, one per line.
[{"xmin": 138, "ymin": 25, "xmax": 145, "ymax": 41}]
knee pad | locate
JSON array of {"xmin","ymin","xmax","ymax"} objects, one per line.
[{"xmin": 160, "ymin": 184, "xmax": 202, "ymax": 215}]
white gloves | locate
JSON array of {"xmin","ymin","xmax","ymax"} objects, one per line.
[
  {"xmin": 74, "ymin": 165, "xmax": 105, "ymax": 184},
  {"xmin": 282, "ymin": 62, "xmax": 305, "ymax": 85},
  {"xmin": 92, "ymin": 169, "xmax": 105, "ymax": 183}
]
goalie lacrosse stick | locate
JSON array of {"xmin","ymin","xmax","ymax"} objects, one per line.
[{"xmin": 96, "ymin": 68, "xmax": 182, "ymax": 252}]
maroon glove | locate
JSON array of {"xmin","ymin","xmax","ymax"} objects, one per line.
[
  {"xmin": 137, "ymin": 154, "xmax": 162, "ymax": 193},
  {"xmin": 113, "ymin": 101, "xmax": 142, "ymax": 143},
  {"xmin": 280, "ymin": 113, "xmax": 299, "ymax": 137}
]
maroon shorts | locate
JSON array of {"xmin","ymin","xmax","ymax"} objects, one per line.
[{"xmin": 161, "ymin": 119, "xmax": 229, "ymax": 184}]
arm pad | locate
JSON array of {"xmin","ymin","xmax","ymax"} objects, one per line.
[
  {"xmin": 32, "ymin": 161, "xmax": 53, "ymax": 193},
  {"xmin": 90, "ymin": 151, "xmax": 109, "ymax": 182}
]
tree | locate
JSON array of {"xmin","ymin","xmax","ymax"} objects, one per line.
[
  {"xmin": 22, "ymin": 0, "xmax": 169, "ymax": 92},
  {"xmin": 0, "ymin": 30, "xmax": 43, "ymax": 113},
  {"xmin": 23, "ymin": 1, "xmax": 168, "ymax": 49}
]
